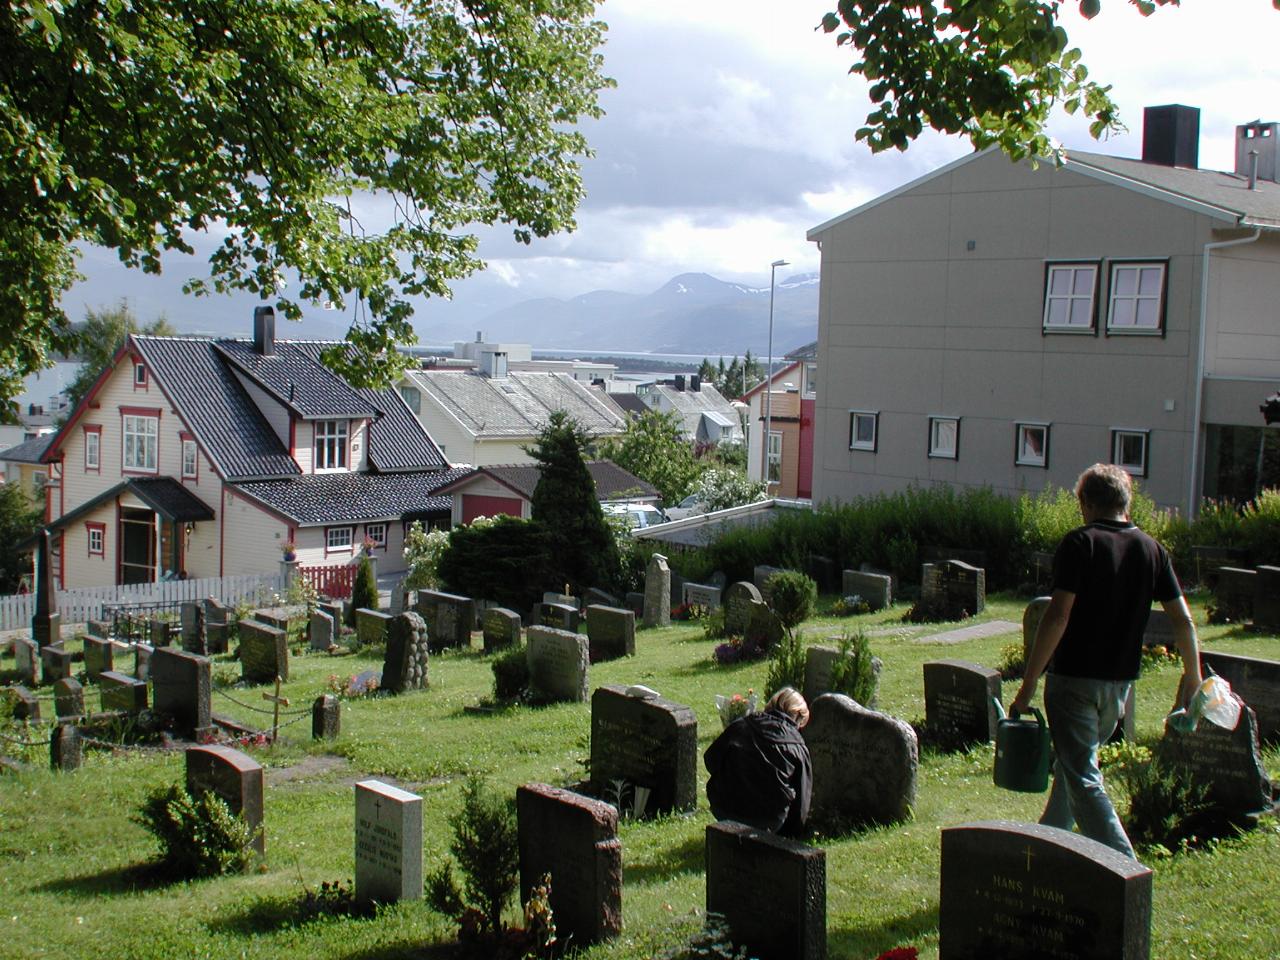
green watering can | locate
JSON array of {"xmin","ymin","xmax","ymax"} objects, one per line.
[{"xmin": 992, "ymin": 699, "xmax": 1051, "ymax": 793}]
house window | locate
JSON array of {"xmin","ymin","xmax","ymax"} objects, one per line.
[
  {"xmin": 804, "ymin": 363, "xmax": 817, "ymax": 397},
  {"xmin": 86, "ymin": 522, "xmax": 105, "ymax": 557},
  {"xmin": 365, "ymin": 523, "xmax": 387, "ymax": 549},
  {"xmin": 1111, "ymin": 428, "xmax": 1149, "ymax": 477},
  {"xmin": 181, "ymin": 437, "xmax": 198, "ymax": 479},
  {"xmin": 849, "ymin": 410, "xmax": 878, "ymax": 451},
  {"xmin": 314, "ymin": 420, "xmax": 348, "ymax": 471},
  {"xmin": 1016, "ymin": 422, "xmax": 1050, "ymax": 468},
  {"xmin": 399, "ymin": 385, "xmax": 421, "ymax": 414},
  {"xmin": 33, "ymin": 470, "xmax": 48, "ymax": 495},
  {"xmin": 122, "ymin": 413, "xmax": 159, "ymax": 472},
  {"xmin": 325, "ymin": 526, "xmax": 353, "ymax": 553},
  {"xmin": 84, "ymin": 427, "xmax": 101, "ymax": 471},
  {"xmin": 133, "ymin": 362, "xmax": 148, "ymax": 386},
  {"xmin": 767, "ymin": 431, "xmax": 783, "ymax": 483},
  {"xmin": 929, "ymin": 416, "xmax": 959, "ymax": 460},
  {"xmin": 1042, "ymin": 263, "xmax": 1098, "ymax": 332},
  {"xmin": 1107, "ymin": 262, "xmax": 1166, "ymax": 334}
]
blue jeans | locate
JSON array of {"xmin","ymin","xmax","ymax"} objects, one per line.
[{"xmin": 1040, "ymin": 673, "xmax": 1136, "ymax": 859}]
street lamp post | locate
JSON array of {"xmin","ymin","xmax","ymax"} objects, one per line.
[{"xmin": 763, "ymin": 258, "xmax": 789, "ymax": 488}]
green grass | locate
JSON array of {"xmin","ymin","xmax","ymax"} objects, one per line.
[{"xmin": 2, "ymin": 592, "xmax": 1277, "ymax": 959}]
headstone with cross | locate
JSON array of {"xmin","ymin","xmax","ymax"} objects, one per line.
[{"xmin": 354, "ymin": 779, "xmax": 423, "ymax": 905}]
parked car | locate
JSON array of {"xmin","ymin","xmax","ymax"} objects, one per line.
[
  {"xmin": 603, "ymin": 502, "xmax": 670, "ymax": 529},
  {"xmin": 664, "ymin": 492, "xmax": 708, "ymax": 522}
]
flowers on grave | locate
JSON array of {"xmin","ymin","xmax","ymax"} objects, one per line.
[
  {"xmin": 671, "ymin": 601, "xmax": 706, "ymax": 621},
  {"xmin": 712, "ymin": 633, "xmax": 769, "ymax": 666},
  {"xmin": 714, "ymin": 689, "xmax": 758, "ymax": 728},
  {"xmin": 327, "ymin": 670, "xmax": 381, "ymax": 699},
  {"xmin": 1141, "ymin": 643, "xmax": 1179, "ymax": 672},
  {"xmin": 831, "ymin": 594, "xmax": 870, "ymax": 617},
  {"xmin": 875, "ymin": 948, "xmax": 918, "ymax": 960}
]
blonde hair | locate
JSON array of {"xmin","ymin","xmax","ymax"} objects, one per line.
[{"xmin": 767, "ymin": 686, "xmax": 809, "ymax": 728}]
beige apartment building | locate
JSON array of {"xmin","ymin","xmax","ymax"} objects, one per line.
[{"xmin": 807, "ymin": 106, "xmax": 1280, "ymax": 513}]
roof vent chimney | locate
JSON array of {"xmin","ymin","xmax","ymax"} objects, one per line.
[
  {"xmin": 1142, "ymin": 104, "xmax": 1200, "ymax": 168},
  {"xmin": 475, "ymin": 330, "xmax": 483, "ymax": 343},
  {"xmin": 674, "ymin": 375, "xmax": 686, "ymax": 392},
  {"xmin": 253, "ymin": 306, "xmax": 275, "ymax": 356},
  {"xmin": 1235, "ymin": 121, "xmax": 1278, "ymax": 183},
  {"xmin": 690, "ymin": 374, "xmax": 701, "ymax": 392},
  {"xmin": 480, "ymin": 349, "xmax": 507, "ymax": 379}
]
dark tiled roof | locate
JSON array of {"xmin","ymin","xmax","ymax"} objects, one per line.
[
  {"xmin": 215, "ymin": 340, "xmax": 377, "ymax": 419},
  {"xmin": 607, "ymin": 392, "xmax": 650, "ymax": 417},
  {"xmin": 42, "ymin": 477, "xmax": 215, "ymax": 534},
  {"xmin": 0, "ymin": 434, "xmax": 55, "ymax": 463},
  {"xmin": 132, "ymin": 337, "xmax": 300, "ymax": 480},
  {"xmin": 435, "ymin": 460, "xmax": 658, "ymax": 503},
  {"xmin": 784, "ymin": 341, "xmax": 817, "ymax": 361},
  {"xmin": 231, "ymin": 467, "xmax": 469, "ymax": 525}
]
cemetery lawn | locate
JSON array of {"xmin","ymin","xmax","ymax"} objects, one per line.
[{"xmin": 1, "ymin": 593, "xmax": 1277, "ymax": 960}]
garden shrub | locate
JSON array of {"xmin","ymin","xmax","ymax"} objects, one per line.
[
  {"xmin": 492, "ymin": 647, "xmax": 530, "ymax": 703},
  {"xmin": 1111, "ymin": 751, "xmax": 1212, "ymax": 851},
  {"xmin": 764, "ymin": 633, "xmax": 807, "ymax": 699},
  {"xmin": 996, "ymin": 641, "xmax": 1025, "ymax": 680},
  {"xmin": 827, "ymin": 630, "xmax": 877, "ymax": 705},
  {"xmin": 661, "ymin": 914, "xmax": 751, "ymax": 959},
  {"xmin": 1239, "ymin": 487, "xmax": 1280, "ymax": 565},
  {"xmin": 767, "ymin": 571, "xmax": 816, "ymax": 638},
  {"xmin": 440, "ymin": 516, "xmax": 555, "ymax": 614},
  {"xmin": 426, "ymin": 775, "xmax": 520, "ymax": 934},
  {"xmin": 133, "ymin": 784, "xmax": 258, "ymax": 878},
  {"xmin": 348, "ymin": 555, "xmax": 378, "ymax": 627}
]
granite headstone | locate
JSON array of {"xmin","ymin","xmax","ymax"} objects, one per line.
[
  {"xmin": 526, "ymin": 626, "xmax": 589, "ymax": 703},
  {"xmin": 642, "ymin": 554, "xmax": 671, "ymax": 628},
  {"xmin": 186, "ymin": 745, "xmax": 265, "ymax": 855},
  {"xmin": 354, "ymin": 779, "xmax": 423, "ymax": 905},
  {"xmin": 239, "ymin": 619, "xmax": 288, "ymax": 683},
  {"xmin": 585, "ymin": 605, "xmax": 636, "ymax": 663},
  {"xmin": 924, "ymin": 659, "xmax": 1002, "ymax": 744},
  {"xmin": 589, "ymin": 685, "xmax": 697, "ymax": 816}
]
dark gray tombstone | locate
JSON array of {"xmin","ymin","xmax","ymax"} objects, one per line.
[
  {"xmin": 1256, "ymin": 566, "xmax": 1280, "ymax": 631},
  {"xmin": 99, "ymin": 671, "xmax": 148, "ymax": 714},
  {"xmin": 806, "ymin": 554, "xmax": 838, "ymax": 593},
  {"xmin": 206, "ymin": 622, "xmax": 229, "ymax": 656},
  {"xmin": 705, "ymin": 821, "xmax": 826, "ymax": 960},
  {"xmin": 50, "ymin": 724, "xmax": 82, "ymax": 772},
  {"xmin": 516, "ymin": 783, "xmax": 622, "ymax": 948},
  {"xmin": 313, "ymin": 694, "xmax": 340, "ymax": 740},
  {"xmin": 149, "ymin": 618, "xmax": 173, "ymax": 647},
  {"xmin": 1213, "ymin": 566, "xmax": 1256, "ymax": 623},
  {"xmin": 802, "ymin": 692, "xmax": 917, "ymax": 829},
  {"xmin": 416, "ymin": 588, "xmax": 475, "ymax": 650},
  {"xmin": 924, "ymin": 659, "xmax": 1002, "ymax": 744},
  {"xmin": 239, "ymin": 619, "xmax": 288, "ymax": 684},
  {"xmin": 1201, "ymin": 650, "xmax": 1280, "ymax": 744},
  {"xmin": 186, "ymin": 744, "xmax": 265, "ymax": 856},
  {"xmin": 940, "ymin": 821, "xmax": 1152, "ymax": 960},
  {"xmin": 309, "ymin": 608, "xmax": 336, "ymax": 652},
  {"xmin": 381, "ymin": 612, "xmax": 429, "ymax": 694},
  {"xmin": 354, "ymin": 779, "xmax": 423, "ymax": 905},
  {"xmin": 803, "ymin": 643, "xmax": 881, "ymax": 708},
  {"xmin": 388, "ymin": 577, "xmax": 409, "ymax": 617},
  {"xmin": 841, "ymin": 569, "xmax": 892, "ymax": 611},
  {"xmin": 1160, "ymin": 704, "xmax": 1275, "ymax": 817},
  {"xmin": 180, "ymin": 601, "xmax": 206, "ymax": 654},
  {"xmin": 919, "ymin": 560, "xmax": 986, "ymax": 621},
  {"xmin": 253, "ymin": 607, "xmax": 296, "ymax": 632},
  {"xmin": 355, "ymin": 608, "xmax": 391, "ymax": 646},
  {"xmin": 624, "ymin": 592, "xmax": 645, "ymax": 618},
  {"xmin": 1141, "ymin": 608, "xmax": 1173, "ymax": 649},
  {"xmin": 12, "ymin": 637, "xmax": 37, "ymax": 685},
  {"xmin": 753, "ymin": 564, "xmax": 786, "ymax": 602},
  {"xmin": 87, "ymin": 619, "xmax": 113, "ymax": 640},
  {"xmin": 482, "ymin": 607, "xmax": 522, "ymax": 653},
  {"xmin": 642, "ymin": 554, "xmax": 671, "ymax": 628},
  {"xmin": 723, "ymin": 581, "xmax": 763, "ymax": 637},
  {"xmin": 542, "ymin": 590, "xmax": 577, "ymax": 608},
  {"xmin": 134, "ymin": 642, "xmax": 154, "ymax": 682},
  {"xmin": 709, "ymin": 570, "xmax": 728, "ymax": 590},
  {"xmin": 53, "ymin": 677, "xmax": 85, "ymax": 723},
  {"xmin": 668, "ymin": 568, "xmax": 686, "ymax": 607},
  {"xmin": 40, "ymin": 644, "xmax": 73, "ymax": 685},
  {"xmin": 83, "ymin": 635, "xmax": 115, "ymax": 682},
  {"xmin": 585, "ymin": 605, "xmax": 636, "ymax": 663},
  {"xmin": 10, "ymin": 685, "xmax": 40, "ymax": 722},
  {"xmin": 682, "ymin": 582, "xmax": 722, "ymax": 610},
  {"xmin": 526, "ymin": 626, "xmax": 589, "ymax": 703},
  {"xmin": 584, "ymin": 587, "xmax": 620, "ymax": 609},
  {"xmin": 538, "ymin": 601, "xmax": 580, "ymax": 633},
  {"xmin": 32, "ymin": 529, "xmax": 60, "ymax": 649},
  {"xmin": 743, "ymin": 599, "xmax": 783, "ymax": 654},
  {"xmin": 318, "ymin": 600, "xmax": 345, "ymax": 630},
  {"xmin": 589, "ymin": 685, "xmax": 697, "ymax": 816},
  {"xmin": 151, "ymin": 647, "xmax": 213, "ymax": 739}
]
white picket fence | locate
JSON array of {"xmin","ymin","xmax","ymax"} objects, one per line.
[{"xmin": 0, "ymin": 572, "xmax": 285, "ymax": 632}]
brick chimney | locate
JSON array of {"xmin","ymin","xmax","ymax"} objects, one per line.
[
  {"xmin": 1142, "ymin": 105, "xmax": 1200, "ymax": 168},
  {"xmin": 253, "ymin": 306, "xmax": 275, "ymax": 356}
]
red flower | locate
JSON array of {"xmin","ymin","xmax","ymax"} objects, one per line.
[{"xmin": 875, "ymin": 948, "xmax": 919, "ymax": 960}]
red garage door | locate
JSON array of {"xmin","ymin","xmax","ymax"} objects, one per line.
[{"xmin": 462, "ymin": 494, "xmax": 524, "ymax": 524}]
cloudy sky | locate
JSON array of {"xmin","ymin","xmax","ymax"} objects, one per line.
[{"xmin": 66, "ymin": 0, "xmax": 1280, "ymax": 341}]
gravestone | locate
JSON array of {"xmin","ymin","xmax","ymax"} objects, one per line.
[
  {"xmin": 87, "ymin": 619, "xmax": 113, "ymax": 640},
  {"xmin": 313, "ymin": 694, "xmax": 340, "ymax": 740},
  {"xmin": 416, "ymin": 589, "xmax": 475, "ymax": 650},
  {"xmin": 743, "ymin": 600, "xmax": 784, "ymax": 655},
  {"xmin": 682, "ymin": 582, "xmax": 722, "ymax": 610},
  {"xmin": 543, "ymin": 590, "xmax": 578, "ymax": 608},
  {"xmin": 753, "ymin": 564, "xmax": 786, "ymax": 602},
  {"xmin": 585, "ymin": 605, "xmax": 636, "ymax": 663},
  {"xmin": 318, "ymin": 600, "xmax": 345, "ymax": 630},
  {"xmin": 186, "ymin": 745, "xmax": 265, "ymax": 855},
  {"xmin": 668, "ymin": 568, "xmax": 686, "ymax": 607},
  {"xmin": 253, "ymin": 607, "xmax": 298, "ymax": 632},
  {"xmin": 1142, "ymin": 608, "xmax": 1174, "ymax": 649},
  {"xmin": 381, "ymin": 612, "xmax": 430, "ymax": 694},
  {"xmin": 705, "ymin": 821, "xmax": 826, "ymax": 960},
  {"xmin": 388, "ymin": 578, "xmax": 409, "ymax": 616},
  {"xmin": 708, "ymin": 570, "xmax": 728, "ymax": 590},
  {"xmin": 53, "ymin": 677, "xmax": 85, "ymax": 722},
  {"xmin": 590, "ymin": 685, "xmax": 697, "ymax": 816},
  {"xmin": 539, "ymin": 601, "xmax": 580, "ymax": 633},
  {"xmin": 919, "ymin": 560, "xmax": 986, "ymax": 621},
  {"xmin": 206, "ymin": 621, "xmax": 229, "ymax": 656},
  {"xmin": 482, "ymin": 607, "xmax": 522, "ymax": 653},
  {"xmin": 1160, "ymin": 704, "xmax": 1275, "ymax": 816},
  {"xmin": 149, "ymin": 618, "xmax": 173, "ymax": 647},
  {"xmin": 923, "ymin": 659, "xmax": 1002, "ymax": 744},
  {"xmin": 99, "ymin": 671, "xmax": 148, "ymax": 714},
  {"xmin": 12, "ymin": 637, "xmax": 37, "ymax": 685},
  {"xmin": 802, "ymin": 693, "xmax": 917, "ymax": 828},
  {"xmin": 150, "ymin": 647, "xmax": 213, "ymax": 738},
  {"xmin": 585, "ymin": 587, "xmax": 620, "ymax": 609},
  {"xmin": 1256, "ymin": 566, "xmax": 1280, "ymax": 631},
  {"xmin": 355, "ymin": 608, "xmax": 390, "ymax": 646},
  {"xmin": 239, "ymin": 619, "xmax": 288, "ymax": 683},
  {"xmin": 180, "ymin": 601, "xmax": 206, "ymax": 654},
  {"xmin": 624, "ymin": 592, "xmax": 645, "ymax": 618},
  {"xmin": 642, "ymin": 554, "xmax": 671, "ymax": 628},
  {"xmin": 1021, "ymin": 596, "xmax": 1051, "ymax": 663},
  {"xmin": 723, "ymin": 581, "xmax": 763, "ymax": 637},
  {"xmin": 841, "ymin": 569, "xmax": 893, "ymax": 611},
  {"xmin": 807, "ymin": 554, "xmax": 838, "ymax": 593},
  {"xmin": 803, "ymin": 643, "xmax": 881, "ymax": 708},
  {"xmin": 309, "ymin": 608, "xmax": 336, "ymax": 652},
  {"xmin": 354, "ymin": 779, "xmax": 423, "ymax": 905},
  {"xmin": 83, "ymin": 635, "xmax": 115, "ymax": 681},
  {"xmin": 516, "ymin": 783, "xmax": 622, "ymax": 948},
  {"xmin": 31, "ymin": 530, "xmax": 60, "ymax": 649},
  {"xmin": 134, "ymin": 642, "xmax": 154, "ymax": 682},
  {"xmin": 50, "ymin": 724, "xmax": 82, "ymax": 773},
  {"xmin": 940, "ymin": 821, "xmax": 1152, "ymax": 960},
  {"xmin": 10, "ymin": 685, "xmax": 40, "ymax": 721},
  {"xmin": 526, "ymin": 626, "xmax": 589, "ymax": 703},
  {"xmin": 40, "ymin": 644, "xmax": 73, "ymax": 685},
  {"xmin": 1213, "ymin": 566, "xmax": 1256, "ymax": 623},
  {"xmin": 1201, "ymin": 650, "xmax": 1280, "ymax": 743}
]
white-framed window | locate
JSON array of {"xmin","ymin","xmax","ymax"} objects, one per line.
[
  {"xmin": 849, "ymin": 410, "xmax": 878, "ymax": 451},
  {"xmin": 1042, "ymin": 262, "xmax": 1098, "ymax": 332},
  {"xmin": 87, "ymin": 522, "xmax": 105, "ymax": 557},
  {"xmin": 365, "ymin": 523, "xmax": 387, "ymax": 548},
  {"xmin": 1111, "ymin": 428, "xmax": 1150, "ymax": 477},
  {"xmin": 1107, "ymin": 262, "xmax": 1166, "ymax": 334},
  {"xmin": 1015, "ymin": 421, "xmax": 1050, "ymax": 468},
  {"xmin": 804, "ymin": 363, "xmax": 817, "ymax": 397},
  {"xmin": 84, "ymin": 429, "xmax": 100, "ymax": 470},
  {"xmin": 314, "ymin": 419, "xmax": 349, "ymax": 471},
  {"xmin": 929, "ymin": 416, "xmax": 959, "ymax": 460},
  {"xmin": 181, "ymin": 438, "xmax": 198, "ymax": 479},
  {"xmin": 325, "ymin": 526, "xmax": 353, "ymax": 553},
  {"xmin": 133, "ymin": 362, "xmax": 148, "ymax": 386},
  {"xmin": 122, "ymin": 414, "xmax": 159, "ymax": 472},
  {"xmin": 766, "ymin": 431, "xmax": 783, "ymax": 483},
  {"xmin": 33, "ymin": 470, "xmax": 48, "ymax": 494}
]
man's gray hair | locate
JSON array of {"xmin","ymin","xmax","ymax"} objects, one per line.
[{"xmin": 1075, "ymin": 463, "xmax": 1132, "ymax": 515}]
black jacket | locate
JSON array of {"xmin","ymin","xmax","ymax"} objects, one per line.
[{"xmin": 704, "ymin": 708, "xmax": 812, "ymax": 836}]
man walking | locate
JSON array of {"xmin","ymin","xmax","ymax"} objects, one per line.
[{"xmin": 1012, "ymin": 463, "xmax": 1201, "ymax": 858}]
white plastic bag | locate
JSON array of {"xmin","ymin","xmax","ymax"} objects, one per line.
[{"xmin": 1196, "ymin": 675, "xmax": 1242, "ymax": 730}]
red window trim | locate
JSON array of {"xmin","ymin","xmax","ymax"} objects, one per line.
[
  {"xmin": 82, "ymin": 424, "xmax": 102, "ymax": 473},
  {"xmin": 179, "ymin": 432, "xmax": 198, "ymax": 482},
  {"xmin": 86, "ymin": 521, "xmax": 106, "ymax": 558},
  {"xmin": 119, "ymin": 407, "xmax": 161, "ymax": 476},
  {"xmin": 324, "ymin": 526, "xmax": 354, "ymax": 555}
]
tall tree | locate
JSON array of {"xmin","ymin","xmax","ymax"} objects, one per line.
[
  {"xmin": 0, "ymin": 482, "xmax": 41, "ymax": 593},
  {"xmin": 597, "ymin": 409, "xmax": 702, "ymax": 504},
  {"xmin": 63, "ymin": 301, "xmax": 175, "ymax": 412},
  {"xmin": 0, "ymin": 0, "xmax": 610, "ymax": 400},
  {"xmin": 819, "ymin": 1, "xmax": 1275, "ymax": 159}
]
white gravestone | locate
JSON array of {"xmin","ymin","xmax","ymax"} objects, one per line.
[{"xmin": 355, "ymin": 779, "xmax": 423, "ymax": 905}]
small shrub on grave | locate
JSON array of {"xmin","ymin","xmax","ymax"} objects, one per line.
[
  {"xmin": 1111, "ymin": 751, "xmax": 1212, "ymax": 852},
  {"xmin": 767, "ymin": 571, "xmax": 816, "ymax": 639},
  {"xmin": 763, "ymin": 633, "xmax": 807, "ymax": 699},
  {"xmin": 491, "ymin": 647, "xmax": 530, "ymax": 703},
  {"xmin": 909, "ymin": 716, "xmax": 974, "ymax": 755},
  {"xmin": 1140, "ymin": 643, "xmax": 1179, "ymax": 673},
  {"xmin": 133, "ymin": 784, "xmax": 258, "ymax": 879},
  {"xmin": 297, "ymin": 878, "xmax": 370, "ymax": 921},
  {"xmin": 212, "ymin": 664, "xmax": 239, "ymax": 689},
  {"xmin": 348, "ymin": 556, "xmax": 378, "ymax": 627},
  {"xmin": 671, "ymin": 601, "xmax": 706, "ymax": 622},
  {"xmin": 827, "ymin": 630, "xmax": 877, "ymax": 705},
  {"xmin": 701, "ymin": 606, "xmax": 728, "ymax": 641},
  {"xmin": 996, "ymin": 641, "xmax": 1026, "ymax": 680},
  {"xmin": 660, "ymin": 913, "xmax": 751, "ymax": 960},
  {"xmin": 830, "ymin": 594, "xmax": 870, "ymax": 617}
]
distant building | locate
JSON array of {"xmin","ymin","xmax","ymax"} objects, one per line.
[
  {"xmin": 638, "ymin": 376, "xmax": 744, "ymax": 447},
  {"xmin": 433, "ymin": 460, "xmax": 659, "ymax": 526},
  {"xmin": 744, "ymin": 342, "xmax": 818, "ymax": 499},
  {"xmin": 0, "ymin": 434, "xmax": 55, "ymax": 505}
]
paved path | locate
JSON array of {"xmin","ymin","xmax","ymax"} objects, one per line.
[{"xmin": 911, "ymin": 619, "xmax": 1019, "ymax": 645}]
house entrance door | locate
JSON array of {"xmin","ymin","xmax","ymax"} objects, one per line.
[{"xmin": 120, "ymin": 508, "xmax": 156, "ymax": 584}]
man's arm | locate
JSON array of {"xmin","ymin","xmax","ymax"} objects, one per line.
[
  {"xmin": 1162, "ymin": 594, "xmax": 1202, "ymax": 709},
  {"xmin": 1011, "ymin": 589, "xmax": 1075, "ymax": 714}
]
